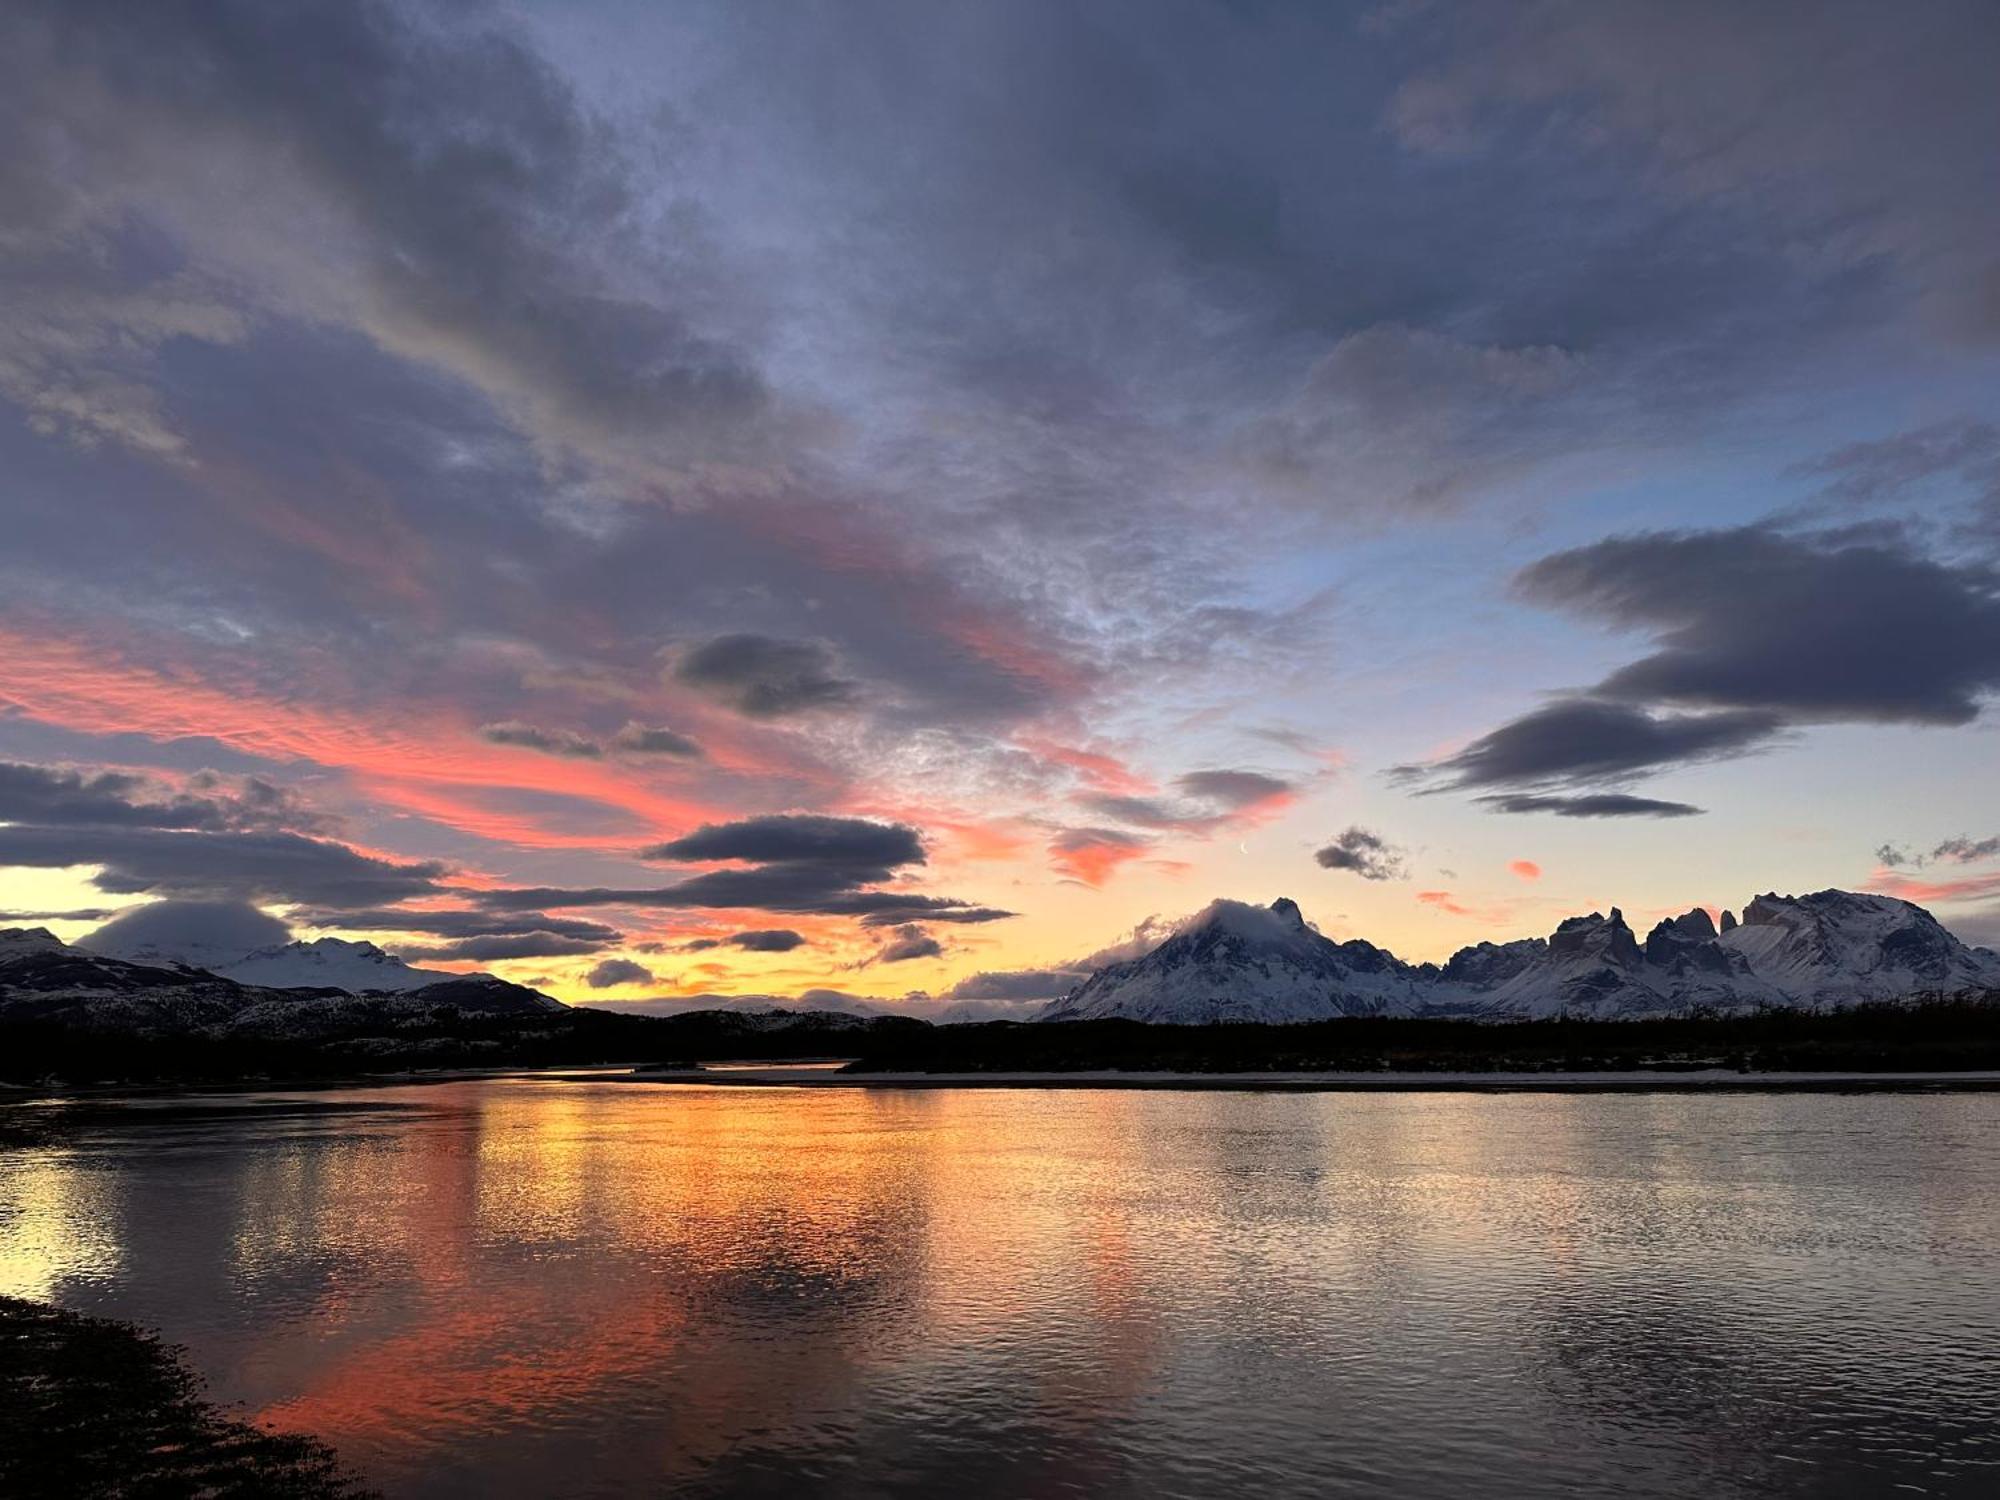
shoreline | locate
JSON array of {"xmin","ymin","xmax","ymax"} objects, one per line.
[{"xmin": 583, "ymin": 1066, "xmax": 2000, "ymax": 1093}]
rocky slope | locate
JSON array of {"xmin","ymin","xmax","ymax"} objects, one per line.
[{"xmin": 1040, "ymin": 892, "xmax": 2000, "ymax": 1023}]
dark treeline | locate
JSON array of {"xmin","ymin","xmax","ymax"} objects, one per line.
[
  {"xmin": 846, "ymin": 999, "xmax": 2000, "ymax": 1075},
  {"xmin": 0, "ymin": 1007, "xmax": 929, "ymax": 1087},
  {"xmin": 4, "ymin": 998, "xmax": 1998, "ymax": 1088}
]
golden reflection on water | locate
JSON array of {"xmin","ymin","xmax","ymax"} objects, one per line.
[{"xmin": 4, "ymin": 1081, "xmax": 1999, "ymax": 1498}]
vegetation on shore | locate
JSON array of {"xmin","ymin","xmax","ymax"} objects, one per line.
[
  {"xmin": 0, "ymin": 1296, "xmax": 373, "ymax": 1499},
  {"xmin": 843, "ymin": 999, "xmax": 2000, "ymax": 1075},
  {"xmin": 2, "ymin": 996, "xmax": 1996, "ymax": 1088}
]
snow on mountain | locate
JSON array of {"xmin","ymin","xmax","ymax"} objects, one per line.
[
  {"xmin": 1037, "ymin": 892, "xmax": 2000, "ymax": 1024},
  {"xmin": 217, "ymin": 938, "xmax": 454, "ymax": 993},
  {"xmin": 1720, "ymin": 890, "xmax": 2000, "ymax": 1005},
  {"xmin": 0, "ymin": 927, "xmax": 564, "ymax": 1037},
  {"xmin": 80, "ymin": 899, "xmax": 294, "ymax": 973},
  {"xmin": 1039, "ymin": 897, "xmax": 1436, "ymax": 1023}
]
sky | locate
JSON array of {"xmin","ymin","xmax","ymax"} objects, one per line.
[{"xmin": 2, "ymin": 0, "xmax": 1999, "ymax": 1013}]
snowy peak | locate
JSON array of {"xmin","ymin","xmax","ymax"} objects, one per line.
[
  {"xmin": 0, "ymin": 926, "xmax": 68, "ymax": 960},
  {"xmin": 1042, "ymin": 896, "xmax": 1431, "ymax": 1024},
  {"xmin": 217, "ymin": 937, "xmax": 455, "ymax": 993},
  {"xmin": 1721, "ymin": 889, "xmax": 2000, "ymax": 1003},
  {"xmin": 1039, "ymin": 889, "xmax": 2000, "ymax": 1024}
]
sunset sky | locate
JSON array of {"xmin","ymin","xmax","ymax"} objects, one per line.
[{"xmin": 3, "ymin": 0, "xmax": 1998, "ymax": 1011}]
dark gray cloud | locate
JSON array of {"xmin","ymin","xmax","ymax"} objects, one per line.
[
  {"xmin": 0, "ymin": 907, "xmax": 118, "ymax": 922},
  {"xmin": 1, "ymin": 0, "xmax": 767, "ymax": 457},
  {"xmin": 1477, "ymin": 792, "xmax": 1705, "ymax": 819},
  {"xmin": 1408, "ymin": 698, "xmax": 1782, "ymax": 793},
  {"xmin": 1792, "ymin": 419, "xmax": 2000, "ymax": 515},
  {"xmin": 0, "ymin": 760, "xmax": 445, "ymax": 906},
  {"xmin": 1083, "ymin": 769, "xmax": 1294, "ymax": 833},
  {"xmin": 1875, "ymin": 834, "xmax": 2000, "ymax": 870},
  {"xmin": 943, "ymin": 968, "xmax": 1087, "ymax": 1002},
  {"xmin": 1388, "ymin": 0, "xmax": 2000, "ymax": 342},
  {"xmin": 610, "ymin": 722, "xmax": 703, "ymax": 758},
  {"xmin": 0, "ymin": 824, "xmax": 445, "ymax": 907},
  {"xmin": 477, "ymin": 722, "xmax": 602, "ymax": 759},
  {"xmin": 0, "ymin": 761, "xmax": 332, "ymax": 834},
  {"xmin": 290, "ymin": 908, "xmax": 621, "ymax": 942},
  {"xmin": 727, "ymin": 928, "xmax": 806, "ymax": 953},
  {"xmin": 1314, "ymin": 826, "xmax": 1408, "ymax": 880},
  {"xmin": 585, "ymin": 957, "xmax": 655, "ymax": 988},
  {"xmin": 473, "ymin": 811, "xmax": 1004, "ymax": 926},
  {"xmin": 850, "ymin": 901, "xmax": 1014, "ymax": 927},
  {"xmin": 399, "ymin": 932, "xmax": 608, "ymax": 962},
  {"xmin": 871, "ymin": 925, "xmax": 942, "ymax": 965},
  {"xmin": 1172, "ymin": 769, "xmax": 1292, "ymax": 808},
  {"xmin": 643, "ymin": 814, "xmax": 922, "ymax": 869},
  {"xmin": 672, "ymin": 635, "xmax": 858, "ymax": 719},
  {"xmin": 1518, "ymin": 528, "xmax": 2000, "ymax": 726}
]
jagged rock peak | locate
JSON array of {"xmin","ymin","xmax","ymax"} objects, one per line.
[
  {"xmin": 1719, "ymin": 909, "xmax": 1738, "ymax": 932},
  {"xmin": 1268, "ymin": 897, "xmax": 1306, "ymax": 929}
]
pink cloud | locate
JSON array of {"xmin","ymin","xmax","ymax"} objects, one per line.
[{"xmin": 1508, "ymin": 859, "xmax": 1541, "ymax": 881}]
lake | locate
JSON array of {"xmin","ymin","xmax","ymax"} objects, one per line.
[{"xmin": 3, "ymin": 1076, "xmax": 1997, "ymax": 1497}]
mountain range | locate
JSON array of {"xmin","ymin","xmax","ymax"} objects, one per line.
[
  {"xmin": 1039, "ymin": 891, "xmax": 2000, "ymax": 1024},
  {"xmin": 0, "ymin": 926, "xmax": 562, "ymax": 1041}
]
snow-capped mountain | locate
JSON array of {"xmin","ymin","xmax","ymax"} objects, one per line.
[
  {"xmin": 1040, "ymin": 898, "xmax": 1435, "ymax": 1023},
  {"xmin": 1038, "ymin": 892, "xmax": 2000, "ymax": 1024},
  {"xmin": 217, "ymin": 938, "xmax": 454, "ymax": 993},
  {"xmin": 0, "ymin": 927, "xmax": 563, "ymax": 1037}
]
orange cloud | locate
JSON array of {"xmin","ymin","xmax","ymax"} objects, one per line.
[
  {"xmin": 1867, "ymin": 870, "xmax": 2000, "ymax": 904},
  {"xmin": 1015, "ymin": 736, "xmax": 1154, "ymax": 796},
  {"xmin": 0, "ymin": 627, "xmax": 727, "ymax": 845},
  {"xmin": 1050, "ymin": 829, "xmax": 1150, "ymax": 886},
  {"xmin": 1508, "ymin": 859, "xmax": 1541, "ymax": 881}
]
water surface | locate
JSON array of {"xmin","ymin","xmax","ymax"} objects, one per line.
[{"xmin": 3, "ymin": 1078, "xmax": 1996, "ymax": 1497}]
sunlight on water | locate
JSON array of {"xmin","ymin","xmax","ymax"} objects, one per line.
[{"xmin": 4, "ymin": 1082, "xmax": 1998, "ymax": 1497}]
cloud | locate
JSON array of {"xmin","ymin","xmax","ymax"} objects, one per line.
[
  {"xmin": 1082, "ymin": 768, "xmax": 1295, "ymax": 835},
  {"xmin": 472, "ymin": 812, "xmax": 1004, "ymax": 927},
  {"xmin": 1241, "ymin": 324, "xmax": 1588, "ymax": 512},
  {"xmin": 942, "ymin": 968, "xmax": 1088, "ymax": 1002},
  {"xmin": 610, "ymin": 722, "xmax": 702, "ymax": 758},
  {"xmin": 1792, "ymin": 419, "xmax": 2000, "ymax": 517},
  {"xmin": 1385, "ymin": 1, "xmax": 2000, "ymax": 342},
  {"xmin": 1508, "ymin": 859, "xmax": 1542, "ymax": 881},
  {"xmin": 0, "ymin": 761, "xmax": 333, "ymax": 834},
  {"xmin": 291, "ymin": 908, "xmax": 621, "ymax": 942},
  {"xmin": 672, "ymin": 635, "xmax": 858, "ymax": 718},
  {"xmin": 477, "ymin": 722, "xmax": 602, "ymax": 759},
  {"xmin": 1477, "ymin": 792, "xmax": 1705, "ymax": 819},
  {"xmin": 585, "ymin": 958, "xmax": 656, "ymax": 989},
  {"xmin": 2, "ymin": 0, "xmax": 769, "ymax": 463},
  {"xmin": 643, "ymin": 814, "xmax": 922, "ymax": 869},
  {"xmin": 1314, "ymin": 826, "xmax": 1408, "ymax": 881},
  {"xmin": 1172, "ymin": 769, "xmax": 1293, "ymax": 809},
  {"xmin": 727, "ymin": 928, "xmax": 806, "ymax": 952},
  {"xmin": 1517, "ymin": 527, "xmax": 2000, "ymax": 726},
  {"xmin": 82, "ymin": 898, "xmax": 291, "ymax": 964},
  {"xmin": 679, "ymin": 927, "xmax": 806, "ymax": 953},
  {"xmin": 1874, "ymin": 834, "xmax": 2000, "ymax": 870},
  {"xmin": 0, "ymin": 824, "xmax": 448, "ymax": 906},
  {"xmin": 399, "ymin": 933, "xmax": 609, "ymax": 962},
  {"xmin": 1407, "ymin": 698, "xmax": 1781, "ymax": 793},
  {"xmin": 1048, "ymin": 827, "xmax": 1152, "ymax": 885},
  {"xmin": 870, "ymin": 925, "xmax": 942, "ymax": 965},
  {"xmin": 0, "ymin": 763, "xmax": 447, "ymax": 906}
]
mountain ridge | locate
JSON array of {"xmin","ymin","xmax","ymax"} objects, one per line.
[{"xmin": 1039, "ymin": 890, "xmax": 2000, "ymax": 1024}]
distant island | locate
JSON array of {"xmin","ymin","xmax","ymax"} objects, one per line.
[{"xmin": 2, "ymin": 887, "xmax": 1996, "ymax": 1086}]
